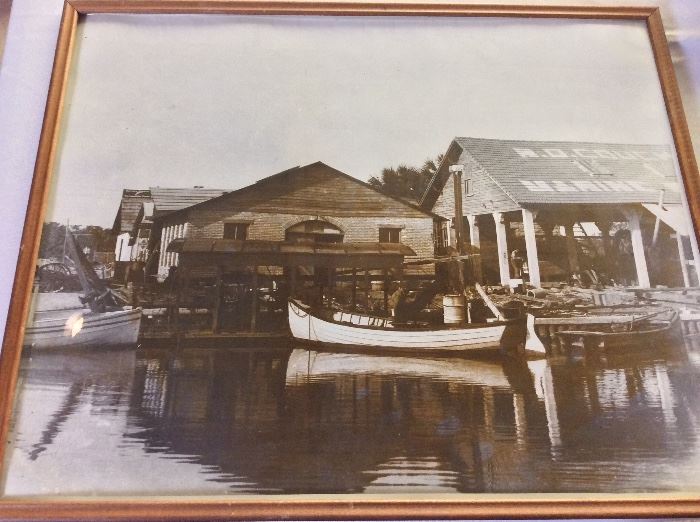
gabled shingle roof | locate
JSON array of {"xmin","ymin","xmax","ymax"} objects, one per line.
[
  {"xmin": 421, "ymin": 137, "xmax": 680, "ymax": 210},
  {"xmin": 149, "ymin": 187, "xmax": 229, "ymax": 215},
  {"xmin": 158, "ymin": 162, "xmax": 442, "ymax": 221},
  {"xmin": 112, "ymin": 189, "xmax": 152, "ymax": 234}
]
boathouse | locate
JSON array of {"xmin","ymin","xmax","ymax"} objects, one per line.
[
  {"xmin": 420, "ymin": 137, "xmax": 700, "ymax": 288},
  {"xmin": 111, "ymin": 187, "xmax": 228, "ymax": 278},
  {"xmin": 150, "ymin": 162, "xmax": 442, "ymax": 330},
  {"xmin": 112, "ymin": 189, "xmax": 152, "ymax": 265}
]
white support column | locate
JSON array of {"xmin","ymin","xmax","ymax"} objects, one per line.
[
  {"xmin": 166, "ymin": 226, "xmax": 174, "ymax": 267},
  {"xmin": 175, "ymin": 224, "xmax": 184, "ymax": 265},
  {"xmin": 626, "ymin": 209, "xmax": 651, "ymax": 288},
  {"xmin": 676, "ymin": 233, "xmax": 691, "ymax": 287},
  {"xmin": 466, "ymin": 214, "xmax": 482, "ymax": 283},
  {"xmin": 492, "ymin": 212, "xmax": 510, "ymax": 285},
  {"xmin": 521, "ymin": 208, "xmax": 541, "ymax": 287},
  {"xmin": 158, "ymin": 227, "xmax": 167, "ymax": 269}
]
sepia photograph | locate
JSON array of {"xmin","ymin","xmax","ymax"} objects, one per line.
[{"xmin": 1, "ymin": 2, "xmax": 700, "ymax": 514}]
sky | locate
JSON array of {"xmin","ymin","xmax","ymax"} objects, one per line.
[{"xmin": 44, "ymin": 14, "xmax": 676, "ymax": 227}]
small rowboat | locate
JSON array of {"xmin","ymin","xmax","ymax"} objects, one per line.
[
  {"xmin": 556, "ymin": 309, "xmax": 681, "ymax": 350},
  {"xmin": 24, "ymin": 305, "xmax": 142, "ymax": 349},
  {"xmin": 288, "ymin": 299, "xmax": 545, "ymax": 356}
]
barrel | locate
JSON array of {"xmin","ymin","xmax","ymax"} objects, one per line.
[{"xmin": 443, "ymin": 294, "xmax": 466, "ymax": 324}]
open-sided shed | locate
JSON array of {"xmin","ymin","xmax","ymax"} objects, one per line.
[{"xmin": 421, "ymin": 137, "xmax": 699, "ymax": 288}]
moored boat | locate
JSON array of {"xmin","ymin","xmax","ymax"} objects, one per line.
[
  {"xmin": 23, "ymin": 231, "xmax": 142, "ymax": 349},
  {"xmin": 556, "ymin": 309, "xmax": 680, "ymax": 350},
  {"xmin": 24, "ymin": 305, "xmax": 142, "ymax": 349},
  {"xmin": 288, "ymin": 299, "xmax": 545, "ymax": 356}
]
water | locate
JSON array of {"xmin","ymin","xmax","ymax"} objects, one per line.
[{"xmin": 4, "ymin": 339, "xmax": 700, "ymax": 496}]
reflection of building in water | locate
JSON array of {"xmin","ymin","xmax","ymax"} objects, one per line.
[
  {"xmin": 127, "ymin": 347, "xmax": 552, "ymax": 493},
  {"xmin": 421, "ymin": 138, "xmax": 700, "ymax": 288},
  {"xmin": 124, "ymin": 343, "xmax": 700, "ymax": 493},
  {"xmin": 9, "ymin": 343, "xmax": 700, "ymax": 494},
  {"xmin": 540, "ymin": 345, "xmax": 700, "ymax": 488}
]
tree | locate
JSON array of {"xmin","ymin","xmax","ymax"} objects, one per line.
[
  {"xmin": 37, "ymin": 223, "xmax": 116, "ymax": 261},
  {"xmin": 368, "ymin": 154, "xmax": 444, "ymax": 201}
]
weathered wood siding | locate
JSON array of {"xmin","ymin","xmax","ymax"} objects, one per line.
[
  {"xmin": 157, "ymin": 163, "xmax": 437, "ymax": 279},
  {"xmin": 432, "ymin": 150, "xmax": 522, "ymax": 221},
  {"xmin": 184, "ymin": 211, "xmax": 434, "ymax": 276}
]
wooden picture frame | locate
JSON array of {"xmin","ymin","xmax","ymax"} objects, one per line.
[{"xmin": 1, "ymin": 1, "xmax": 700, "ymax": 518}]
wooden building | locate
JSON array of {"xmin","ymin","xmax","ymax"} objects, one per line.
[
  {"xmin": 421, "ymin": 137, "xmax": 700, "ymax": 288},
  {"xmin": 112, "ymin": 189, "xmax": 152, "ymax": 263},
  {"xmin": 150, "ymin": 162, "xmax": 442, "ymax": 330},
  {"xmin": 111, "ymin": 187, "xmax": 228, "ymax": 279}
]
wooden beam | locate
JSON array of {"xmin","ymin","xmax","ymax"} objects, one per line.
[
  {"xmin": 596, "ymin": 220, "xmax": 612, "ymax": 278},
  {"xmin": 492, "ymin": 212, "xmax": 510, "ymax": 285},
  {"xmin": 563, "ymin": 223, "xmax": 580, "ymax": 275},
  {"xmin": 351, "ymin": 268, "xmax": 357, "ymax": 310},
  {"xmin": 211, "ymin": 265, "xmax": 223, "ymax": 334},
  {"xmin": 521, "ymin": 209, "xmax": 541, "ymax": 288},
  {"xmin": 364, "ymin": 269, "xmax": 370, "ymax": 309},
  {"xmin": 250, "ymin": 268, "xmax": 258, "ymax": 332},
  {"xmin": 289, "ymin": 265, "xmax": 297, "ymax": 297},
  {"xmin": 451, "ymin": 167, "xmax": 466, "ymax": 255},
  {"xmin": 466, "ymin": 214, "xmax": 483, "ymax": 283},
  {"xmin": 474, "ymin": 283, "xmax": 504, "ymax": 321},
  {"xmin": 383, "ymin": 269, "xmax": 389, "ymax": 313}
]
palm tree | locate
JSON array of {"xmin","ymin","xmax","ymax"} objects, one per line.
[{"xmin": 368, "ymin": 154, "xmax": 444, "ymax": 202}]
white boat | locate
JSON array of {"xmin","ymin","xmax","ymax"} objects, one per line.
[
  {"xmin": 24, "ymin": 305, "xmax": 142, "ymax": 349},
  {"xmin": 23, "ymin": 230, "xmax": 142, "ymax": 349},
  {"xmin": 24, "ymin": 292, "xmax": 141, "ymax": 349},
  {"xmin": 288, "ymin": 299, "xmax": 545, "ymax": 355}
]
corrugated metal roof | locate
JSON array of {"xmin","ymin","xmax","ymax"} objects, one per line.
[
  {"xmin": 421, "ymin": 137, "xmax": 681, "ymax": 210},
  {"xmin": 456, "ymin": 137, "xmax": 680, "ymax": 206},
  {"xmin": 149, "ymin": 187, "xmax": 229, "ymax": 214}
]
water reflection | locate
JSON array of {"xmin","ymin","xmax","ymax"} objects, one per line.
[{"xmin": 4, "ymin": 340, "xmax": 700, "ymax": 495}]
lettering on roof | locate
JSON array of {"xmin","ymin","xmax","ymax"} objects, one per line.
[
  {"xmin": 512, "ymin": 147, "xmax": 673, "ymax": 161},
  {"xmin": 518, "ymin": 179, "xmax": 678, "ymax": 193}
]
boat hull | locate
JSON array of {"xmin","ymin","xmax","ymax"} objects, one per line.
[
  {"xmin": 288, "ymin": 300, "xmax": 525, "ymax": 353},
  {"xmin": 24, "ymin": 307, "xmax": 142, "ymax": 349},
  {"xmin": 556, "ymin": 312, "xmax": 681, "ymax": 350}
]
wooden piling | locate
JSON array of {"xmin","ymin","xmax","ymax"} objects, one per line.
[
  {"xmin": 351, "ymin": 268, "xmax": 357, "ymax": 310},
  {"xmin": 211, "ymin": 265, "xmax": 223, "ymax": 334},
  {"xmin": 250, "ymin": 268, "xmax": 258, "ymax": 332},
  {"xmin": 383, "ymin": 269, "xmax": 389, "ymax": 313}
]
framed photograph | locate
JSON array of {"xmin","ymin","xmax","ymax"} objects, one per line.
[{"xmin": 1, "ymin": 1, "xmax": 700, "ymax": 519}]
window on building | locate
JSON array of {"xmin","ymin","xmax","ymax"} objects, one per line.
[
  {"xmin": 379, "ymin": 227, "xmax": 401, "ymax": 243},
  {"xmin": 286, "ymin": 220, "xmax": 344, "ymax": 243},
  {"xmin": 223, "ymin": 223, "xmax": 249, "ymax": 240},
  {"xmin": 434, "ymin": 221, "xmax": 449, "ymax": 253},
  {"xmin": 463, "ymin": 174, "xmax": 474, "ymax": 197}
]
